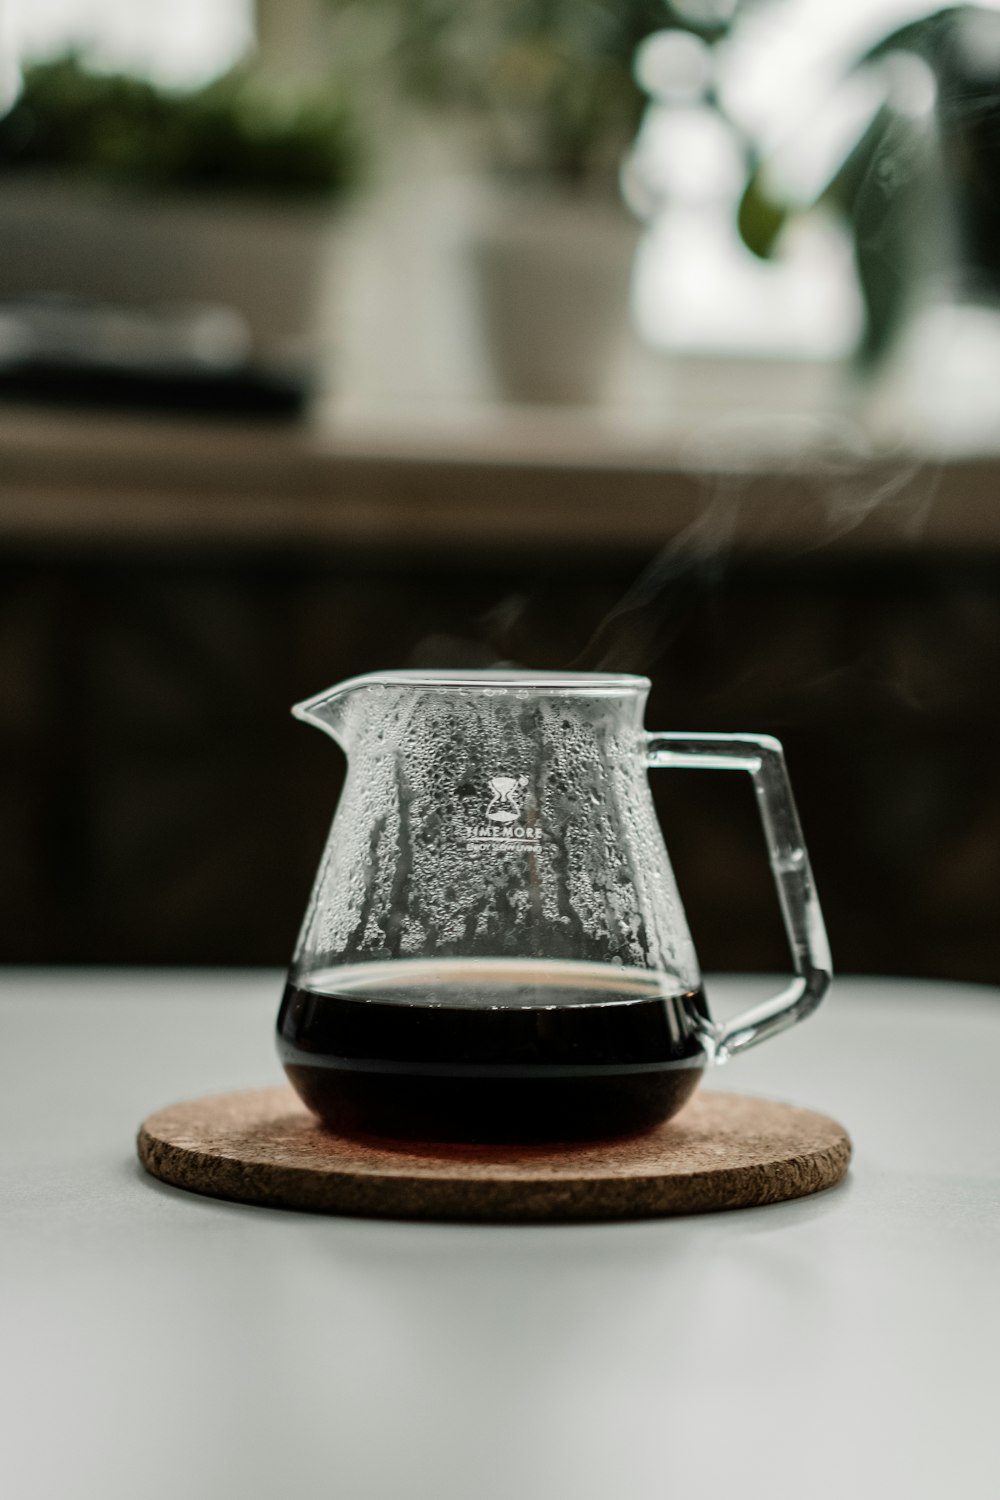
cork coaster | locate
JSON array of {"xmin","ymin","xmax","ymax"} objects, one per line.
[{"xmin": 137, "ymin": 1087, "xmax": 850, "ymax": 1223}]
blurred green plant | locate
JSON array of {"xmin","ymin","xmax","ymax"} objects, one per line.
[
  {"xmin": 0, "ymin": 54, "xmax": 363, "ymax": 199},
  {"xmin": 732, "ymin": 6, "xmax": 1000, "ymax": 367},
  {"xmin": 373, "ymin": 0, "xmax": 667, "ymax": 190}
]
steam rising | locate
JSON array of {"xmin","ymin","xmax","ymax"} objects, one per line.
[
  {"xmin": 572, "ymin": 415, "xmax": 942, "ymax": 675},
  {"xmin": 406, "ymin": 410, "xmax": 943, "ymax": 686},
  {"xmin": 573, "ymin": 486, "xmax": 739, "ymax": 672}
]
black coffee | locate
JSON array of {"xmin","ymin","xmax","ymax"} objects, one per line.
[{"xmin": 276, "ymin": 959, "xmax": 708, "ymax": 1142}]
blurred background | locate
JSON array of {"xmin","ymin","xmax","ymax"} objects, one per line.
[{"xmin": 2, "ymin": 0, "xmax": 1000, "ymax": 981}]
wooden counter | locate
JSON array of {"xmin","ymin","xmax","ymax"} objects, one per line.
[{"xmin": 0, "ymin": 402, "xmax": 996, "ymax": 555}]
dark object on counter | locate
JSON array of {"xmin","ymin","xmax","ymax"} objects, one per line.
[
  {"xmin": 0, "ymin": 297, "xmax": 308, "ymax": 417},
  {"xmin": 0, "ymin": 357, "xmax": 308, "ymax": 418}
]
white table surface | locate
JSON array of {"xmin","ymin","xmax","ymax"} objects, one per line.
[{"xmin": 2, "ymin": 970, "xmax": 998, "ymax": 1500}]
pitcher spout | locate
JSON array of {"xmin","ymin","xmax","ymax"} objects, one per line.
[
  {"xmin": 291, "ymin": 674, "xmax": 371, "ymax": 747},
  {"xmin": 293, "ymin": 668, "xmax": 652, "ymax": 749}
]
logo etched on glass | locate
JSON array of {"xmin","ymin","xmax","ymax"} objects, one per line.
[{"xmin": 466, "ymin": 775, "xmax": 542, "ymax": 850}]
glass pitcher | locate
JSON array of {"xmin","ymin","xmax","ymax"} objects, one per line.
[{"xmin": 276, "ymin": 670, "xmax": 831, "ymax": 1141}]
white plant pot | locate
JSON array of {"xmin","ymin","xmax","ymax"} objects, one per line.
[
  {"xmin": 0, "ymin": 176, "xmax": 342, "ymax": 377},
  {"xmin": 470, "ymin": 191, "xmax": 641, "ymax": 405}
]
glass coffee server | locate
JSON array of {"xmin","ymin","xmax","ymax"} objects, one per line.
[{"xmin": 277, "ymin": 671, "xmax": 831, "ymax": 1140}]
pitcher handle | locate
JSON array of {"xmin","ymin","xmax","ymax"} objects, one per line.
[{"xmin": 645, "ymin": 732, "xmax": 832, "ymax": 1061}]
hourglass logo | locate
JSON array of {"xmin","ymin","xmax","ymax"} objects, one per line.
[
  {"xmin": 485, "ymin": 775, "xmax": 528, "ymax": 824},
  {"xmin": 464, "ymin": 774, "xmax": 542, "ymax": 851}
]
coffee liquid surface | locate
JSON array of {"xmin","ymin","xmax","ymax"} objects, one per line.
[{"xmin": 277, "ymin": 959, "xmax": 708, "ymax": 1142}]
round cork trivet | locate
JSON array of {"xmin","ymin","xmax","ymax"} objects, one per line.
[{"xmin": 137, "ymin": 1087, "xmax": 850, "ymax": 1223}]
